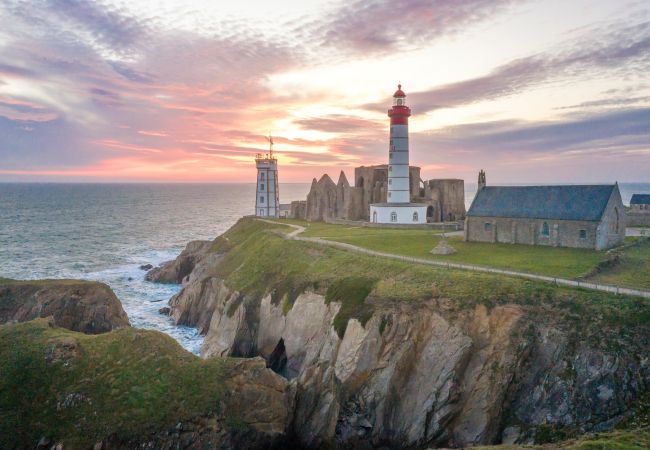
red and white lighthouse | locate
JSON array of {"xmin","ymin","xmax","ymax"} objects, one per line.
[
  {"xmin": 387, "ymin": 84, "xmax": 411, "ymax": 204},
  {"xmin": 369, "ymin": 84, "xmax": 427, "ymax": 224}
]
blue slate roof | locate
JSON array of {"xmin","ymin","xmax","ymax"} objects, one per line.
[
  {"xmin": 631, "ymin": 194, "xmax": 650, "ymax": 205},
  {"xmin": 467, "ymin": 185, "xmax": 616, "ymax": 221}
]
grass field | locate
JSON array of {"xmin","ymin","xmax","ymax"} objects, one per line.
[
  {"xmin": 270, "ymin": 219, "xmax": 650, "ymax": 290},
  {"xmin": 0, "ymin": 319, "xmax": 230, "ymax": 448}
]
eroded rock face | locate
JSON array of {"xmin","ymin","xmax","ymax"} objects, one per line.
[
  {"xmin": 145, "ymin": 240, "xmax": 213, "ymax": 284},
  {"xmin": 159, "ymin": 238, "xmax": 649, "ymax": 449},
  {"xmin": 0, "ymin": 279, "xmax": 129, "ymax": 333}
]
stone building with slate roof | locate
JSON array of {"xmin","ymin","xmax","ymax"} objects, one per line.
[
  {"xmin": 465, "ymin": 177, "xmax": 626, "ymax": 250},
  {"xmin": 628, "ymin": 194, "xmax": 650, "ymax": 227}
]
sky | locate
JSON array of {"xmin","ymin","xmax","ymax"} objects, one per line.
[{"xmin": 0, "ymin": 0, "xmax": 649, "ymax": 184}]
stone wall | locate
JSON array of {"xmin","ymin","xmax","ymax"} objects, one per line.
[
  {"xmin": 424, "ymin": 179, "xmax": 466, "ymax": 222},
  {"xmin": 465, "ymin": 214, "xmax": 626, "ymax": 250},
  {"xmin": 627, "ymin": 212, "xmax": 650, "ymax": 227},
  {"xmin": 465, "ymin": 216, "xmax": 603, "ymax": 249}
]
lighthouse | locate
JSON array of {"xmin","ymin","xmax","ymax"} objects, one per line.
[
  {"xmin": 255, "ymin": 136, "xmax": 279, "ymax": 218},
  {"xmin": 387, "ymin": 84, "xmax": 410, "ymax": 204},
  {"xmin": 370, "ymin": 84, "xmax": 427, "ymax": 224}
]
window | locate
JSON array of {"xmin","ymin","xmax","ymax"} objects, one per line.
[
  {"xmin": 388, "ymin": 192, "xmax": 391, "ymax": 198},
  {"xmin": 579, "ymin": 229, "xmax": 587, "ymax": 239},
  {"xmin": 260, "ymin": 183, "xmax": 265, "ymax": 190},
  {"xmin": 484, "ymin": 222, "xmax": 492, "ymax": 231},
  {"xmin": 389, "ymin": 165, "xmax": 392, "ymax": 172},
  {"xmin": 413, "ymin": 212, "xmax": 419, "ymax": 222},
  {"xmin": 390, "ymin": 212, "xmax": 397, "ymax": 222},
  {"xmin": 260, "ymin": 196, "xmax": 265, "ymax": 203},
  {"xmin": 260, "ymin": 172, "xmax": 265, "ymax": 180},
  {"xmin": 389, "ymin": 153, "xmax": 393, "ymax": 160},
  {"xmin": 541, "ymin": 222, "xmax": 550, "ymax": 237},
  {"xmin": 389, "ymin": 179, "xmax": 392, "ymax": 185}
]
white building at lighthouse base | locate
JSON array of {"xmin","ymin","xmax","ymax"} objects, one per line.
[{"xmin": 370, "ymin": 203, "xmax": 428, "ymax": 224}]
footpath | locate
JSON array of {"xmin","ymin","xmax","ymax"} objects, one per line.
[{"xmin": 259, "ymin": 219, "xmax": 650, "ymax": 299}]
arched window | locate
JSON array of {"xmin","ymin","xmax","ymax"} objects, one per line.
[
  {"xmin": 372, "ymin": 211, "xmax": 377, "ymax": 223},
  {"xmin": 541, "ymin": 222, "xmax": 550, "ymax": 237},
  {"xmin": 388, "ymin": 165, "xmax": 392, "ymax": 172},
  {"xmin": 390, "ymin": 212, "xmax": 397, "ymax": 222},
  {"xmin": 412, "ymin": 212, "xmax": 419, "ymax": 222},
  {"xmin": 260, "ymin": 196, "xmax": 265, "ymax": 204},
  {"xmin": 426, "ymin": 205, "xmax": 434, "ymax": 218},
  {"xmin": 260, "ymin": 183, "xmax": 265, "ymax": 191},
  {"xmin": 260, "ymin": 172, "xmax": 265, "ymax": 180}
]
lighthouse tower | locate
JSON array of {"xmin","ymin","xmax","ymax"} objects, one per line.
[
  {"xmin": 387, "ymin": 84, "xmax": 411, "ymax": 204},
  {"xmin": 255, "ymin": 136, "xmax": 279, "ymax": 218},
  {"xmin": 369, "ymin": 84, "xmax": 427, "ymax": 224}
]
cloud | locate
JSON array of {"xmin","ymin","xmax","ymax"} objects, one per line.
[
  {"xmin": 315, "ymin": 0, "xmax": 520, "ymax": 54},
  {"xmin": 412, "ymin": 108, "xmax": 650, "ymax": 158},
  {"xmin": 295, "ymin": 115, "xmax": 383, "ymax": 133},
  {"xmin": 396, "ymin": 20, "xmax": 650, "ymax": 113}
]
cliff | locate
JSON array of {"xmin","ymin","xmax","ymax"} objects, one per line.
[
  {"xmin": 0, "ymin": 319, "xmax": 292, "ymax": 449},
  {"xmin": 0, "ymin": 278, "xmax": 129, "ymax": 333},
  {"xmin": 163, "ymin": 217, "xmax": 650, "ymax": 448}
]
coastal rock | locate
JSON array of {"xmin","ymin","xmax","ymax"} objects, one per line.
[
  {"xmin": 172, "ymin": 272, "xmax": 649, "ymax": 448},
  {"xmin": 145, "ymin": 240, "xmax": 212, "ymax": 283},
  {"xmin": 0, "ymin": 279, "xmax": 129, "ymax": 333},
  {"xmin": 139, "ymin": 263, "xmax": 153, "ymax": 271},
  {"xmin": 158, "ymin": 306, "xmax": 170, "ymax": 315}
]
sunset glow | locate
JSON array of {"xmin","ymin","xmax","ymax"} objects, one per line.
[{"xmin": 1, "ymin": 0, "xmax": 649, "ymax": 183}]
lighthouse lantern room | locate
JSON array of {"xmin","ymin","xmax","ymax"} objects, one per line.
[{"xmin": 255, "ymin": 136, "xmax": 279, "ymax": 218}]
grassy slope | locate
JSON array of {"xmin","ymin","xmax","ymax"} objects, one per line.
[
  {"xmin": 211, "ymin": 218, "xmax": 650, "ymax": 339},
  {"xmin": 0, "ymin": 319, "xmax": 230, "ymax": 449},
  {"xmin": 590, "ymin": 239, "xmax": 650, "ymax": 290},
  {"xmin": 476, "ymin": 428, "xmax": 649, "ymax": 449},
  {"xmin": 273, "ymin": 219, "xmax": 650, "ymax": 289}
]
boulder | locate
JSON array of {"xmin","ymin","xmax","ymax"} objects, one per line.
[
  {"xmin": 0, "ymin": 279, "xmax": 129, "ymax": 333},
  {"xmin": 139, "ymin": 264, "xmax": 153, "ymax": 271}
]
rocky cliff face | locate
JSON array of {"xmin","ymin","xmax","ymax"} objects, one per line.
[
  {"xmin": 146, "ymin": 240, "xmax": 213, "ymax": 283},
  {"xmin": 165, "ymin": 267, "xmax": 648, "ymax": 448},
  {"xmin": 0, "ymin": 279, "xmax": 129, "ymax": 333},
  {"xmin": 155, "ymin": 219, "xmax": 649, "ymax": 448}
]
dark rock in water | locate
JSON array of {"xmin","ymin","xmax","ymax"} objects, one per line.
[
  {"xmin": 127, "ymin": 277, "xmax": 133, "ymax": 281},
  {"xmin": 139, "ymin": 264, "xmax": 153, "ymax": 271},
  {"xmin": 0, "ymin": 279, "xmax": 129, "ymax": 333},
  {"xmin": 159, "ymin": 307, "xmax": 171, "ymax": 315}
]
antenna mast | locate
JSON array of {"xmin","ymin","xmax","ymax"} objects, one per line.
[{"xmin": 266, "ymin": 134, "xmax": 274, "ymax": 158}]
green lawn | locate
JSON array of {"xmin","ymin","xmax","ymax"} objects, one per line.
[
  {"xmin": 269, "ymin": 219, "xmax": 650, "ymax": 290},
  {"xmin": 590, "ymin": 239, "xmax": 650, "ymax": 290},
  {"xmin": 271, "ymin": 219, "xmax": 610, "ymax": 279}
]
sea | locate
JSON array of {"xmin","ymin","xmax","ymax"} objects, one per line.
[{"xmin": 1, "ymin": 182, "xmax": 648, "ymax": 353}]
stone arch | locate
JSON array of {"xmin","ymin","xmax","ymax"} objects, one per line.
[{"xmin": 426, "ymin": 205, "xmax": 434, "ymax": 221}]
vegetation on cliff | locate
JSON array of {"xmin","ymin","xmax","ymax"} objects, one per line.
[
  {"xmin": 209, "ymin": 218, "xmax": 650, "ymax": 340},
  {"xmin": 0, "ymin": 319, "xmax": 230, "ymax": 448},
  {"xmin": 0, "ymin": 278, "xmax": 129, "ymax": 333}
]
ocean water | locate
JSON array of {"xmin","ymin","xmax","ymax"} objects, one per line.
[
  {"xmin": 0, "ymin": 183, "xmax": 310, "ymax": 353},
  {"xmin": 1, "ymin": 182, "xmax": 648, "ymax": 353}
]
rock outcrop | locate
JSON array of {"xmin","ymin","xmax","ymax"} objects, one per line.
[
  {"xmin": 0, "ymin": 279, "xmax": 129, "ymax": 333},
  {"xmin": 1, "ymin": 319, "xmax": 292, "ymax": 450},
  {"xmin": 145, "ymin": 240, "xmax": 213, "ymax": 283},
  {"xmin": 158, "ymin": 219, "xmax": 649, "ymax": 448},
  {"xmin": 162, "ymin": 257, "xmax": 648, "ymax": 447}
]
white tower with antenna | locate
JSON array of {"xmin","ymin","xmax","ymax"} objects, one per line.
[{"xmin": 255, "ymin": 135, "xmax": 280, "ymax": 217}]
